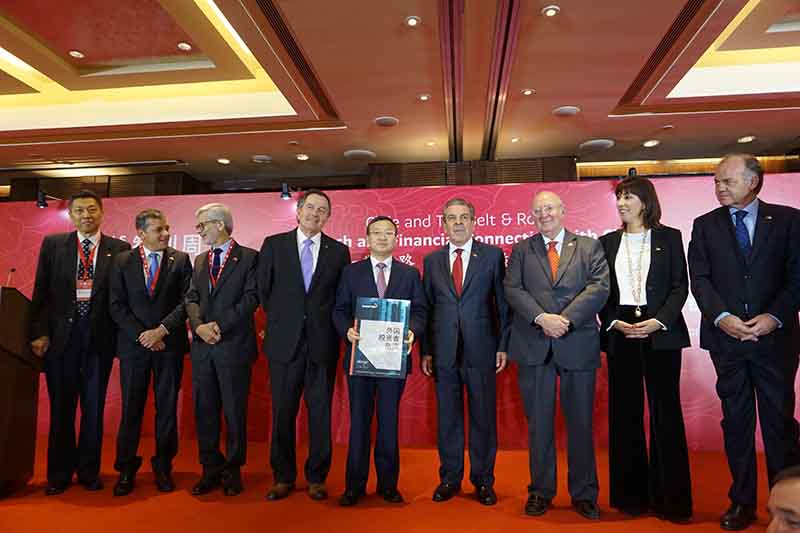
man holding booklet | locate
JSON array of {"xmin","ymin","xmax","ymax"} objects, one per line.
[{"xmin": 333, "ymin": 215, "xmax": 427, "ymax": 507}]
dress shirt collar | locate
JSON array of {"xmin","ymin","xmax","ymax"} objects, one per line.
[
  {"xmin": 297, "ymin": 228, "xmax": 322, "ymax": 248},
  {"xmin": 449, "ymin": 238, "xmax": 473, "ymax": 257}
]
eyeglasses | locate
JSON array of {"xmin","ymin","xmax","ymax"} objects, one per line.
[
  {"xmin": 195, "ymin": 219, "xmax": 221, "ymax": 232},
  {"xmin": 532, "ymin": 205, "xmax": 559, "ymax": 216},
  {"xmin": 369, "ymin": 230, "xmax": 397, "ymax": 238}
]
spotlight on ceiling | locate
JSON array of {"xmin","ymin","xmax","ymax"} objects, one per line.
[
  {"xmin": 738, "ymin": 135, "xmax": 756, "ymax": 144},
  {"xmin": 251, "ymin": 154, "xmax": 272, "ymax": 164},
  {"xmin": 216, "ymin": 158, "xmax": 231, "ymax": 165},
  {"xmin": 417, "ymin": 93, "xmax": 431, "ymax": 102},
  {"xmin": 541, "ymin": 4, "xmax": 561, "ymax": 17},
  {"xmin": 521, "ymin": 88, "xmax": 536, "ymax": 96},
  {"xmin": 405, "ymin": 16, "xmax": 421, "ymax": 27},
  {"xmin": 37, "ymin": 190, "xmax": 48, "ymax": 209},
  {"xmin": 280, "ymin": 183, "xmax": 291, "ymax": 200},
  {"xmin": 68, "ymin": 50, "xmax": 85, "ymax": 59},
  {"xmin": 642, "ymin": 139, "xmax": 661, "ymax": 148},
  {"xmin": 296, "ymin": 153, "xmax": 310, "ymax": 161},
  {"xmin": 177, "ymin": 42, "xmax": 192, "ymax": 52},
  {"xmin": 511, "ymin": 137, "xmax": 520, "ymax": 143},
  {"xmin": 425, "ymin": 141, "xmax": 436, "ymax": 147}
]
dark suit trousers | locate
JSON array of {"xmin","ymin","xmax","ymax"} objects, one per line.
[
  {"xmin": 269, "ymin": 334, "xmax": 337, "ymax": 484},
  {"xmin": 43, "ymin": 317, "xmax": 113, "ymax": 485},
  {"xmin": 192, "ymin": 355, "xmax": 252, "ymax": 469},
  {"xmin": 435, "ymin": 366, "xmax": 497, "ymax": 488},
  {"xmin": 517, "ymin": 358, "xmax": 598, "ymax": 502},
  {"xmin": 114, "ymin": 350, "xmax": 184, "ymax": 474},
  {"xmin": 345, "ymin": 374, "xmax": 406, "ymax": 493},
  {"xmin": 711, "ymin": 346, "xmax": 787, "ymax": 505},
  {"xmin": 607, "ymin": 310, "xmax": 692, "ymax": 517}
]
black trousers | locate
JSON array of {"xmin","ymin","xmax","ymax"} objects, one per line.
[
  {"xmin": 43, "ymin": 317, "xmax": 113, "ymax": 485},
  {"xmin": 711, "ymin": 345, "xmax": 787, "ymax": 505},
  {"xmin": 268, "ymin": 335, "xmax": 337, "ymax": 484},
  {"xmin": 517, "ymin": 356, "xmax": 598, "ymax": 503},
  {"xmin": 345, "ymin": 374, "xmax": 406, "ymax": 493},
  {"xmin": 435, "ymin": 366, "xmax": 497, "ymax": 488},
  {"xmin": 191, "ymin": 355, "xmax": 252, "ymax": 469},
  {"xmin": 606, "ymin": 307, "xmax": 692, "ymax": 517},
  {"xmin": 114, "ymin": 350, "xmax": 184, "ymax": 475}
]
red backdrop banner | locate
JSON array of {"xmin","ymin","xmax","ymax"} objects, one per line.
[{"xmin": 2, "ymin": 175, "xmax": 798, "ymax": 451}]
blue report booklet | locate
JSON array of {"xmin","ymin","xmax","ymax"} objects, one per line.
[{"xmin": 349, "ymin": 297, "xmax": 411, "ymax": 379}]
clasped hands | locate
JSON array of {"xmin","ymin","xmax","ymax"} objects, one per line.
[
  {"xmin": 195, "ymin": 322, "xmax": 222, "ymax": 345},
  {"xmin": 138, "ymin": 326, "xmax": 167, "ymax": 351},
  {"xmin": 613, "ymin": 319, "xmax": 662, "ymax": 339},
  {"xmin": 536, "ymin": 313, "xmax": 571, "ymax": 338},
  {"xmin": 718, "ymin": 314, "xmax": 778, "ymax": 342}
]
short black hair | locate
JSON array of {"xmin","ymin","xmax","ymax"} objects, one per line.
[
  {"xmin": 366, "ymin": 215, "xmax": 398, "ymax": 236},
  {"xmin": 297, "ymin": 189, "xmax": 332, "ymax": 214},
  {"xmin": 68, "ymin": 190, "xmax": 103, "ymax": 210},
  {"xmin": 135, "ymin": 209, "xmax": 165, "ymax": 232},
  {"xmin": 615, "ymin": 176, "xmax": 663, "ymax": 229},
  {"xmin": 773, "ymin": 465, "xmax": 800, "ymax": 485}
]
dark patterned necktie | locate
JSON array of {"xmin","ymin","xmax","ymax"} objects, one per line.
[
  {"xmin": 211, "ymin": 248, "xmax": 223, "ymax": 280},
  {"xmin": 77, "ymin": 238, "xmax": 93, "ymax": 316},
  {"xmin": 734, "ymin": 210, "xmax": 752, "ymax": 257}
]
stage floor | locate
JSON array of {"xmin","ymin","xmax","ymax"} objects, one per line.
[{"xmin": 0, "ymin": 438, "xmax": 772, "ymax": 532}]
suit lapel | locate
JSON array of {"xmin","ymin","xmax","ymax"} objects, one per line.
[
  {"xmin": 63, "ymin": 232, "xmax": 78, "ymax": 295},
  {"xmin": 645, "ymin": 228, "xmax": 663, "ymax": 286},
  {"xmin": 553, "ymin": 232, "xmax": 577, "ymax": 286},
  {"xmin": 749, "ymin": 201, "xmax": 774, "ymax": 263},
  {"xmin": 384, "ymin": 258, "xmax": 399, "ymax": 298},
  {"xmin": 91, "ymin": 234, "xmax": 113, "ymax": 298},
  {"xmin": 309, "ymin": 233, "xmax": 331, "ymax": 293},
  {"xmin": 461, "ymin": 242, "xmax": 482, "ymax": 294},
  {"xmin": 212, "ymin": 244, "xmax": 240, "ymax": 293},
  {"xmin": 196, "ymin": 253, "xmax": 210, "ymax": 300},
  {"xmin": 288, "ymin": 229, "xmax": 307, "ymax": 292},
  {"xmin": 151, "ymin": 247, "xmax": 174, "ymax": 298},
  {"xmin": 714, "ymin": 207, "xmax": 747, "ymax": 269},
  {"xmin": 437, "ymin": 246, "xmax": 456, "ymax": 298},
  {"xmin": 530, "ymin": 235, "xmax": 553, "ymax": 284}
]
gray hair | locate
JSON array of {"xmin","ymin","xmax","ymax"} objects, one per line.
[
  {"xmin": 442, "ymin": 198, "xmax": 475, "ymax": 219},
  {"xmin": 195, "ymin": 202, "xmax": 234, "ymax": 234},
  {"xmin": 720, "ymin": 153, "xmax": 764, "ymax": 195},
  {"xmin": 135, "ymin": 209, "xmax": 165, "ymax": 232}
]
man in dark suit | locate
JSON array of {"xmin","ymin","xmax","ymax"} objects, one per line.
[
  {"xmin": 185, "ymin": 203, "xmax": 259, "ymax": 496},
  {"xmin": 421, "ymin": 198, "xmax": 510, "ymax": 506},
  {"xmin": 258, "ymin": 189, "xmax": 350, "ymax": 501},
  {"xmin": 504, "ymin": 190, "xmax": 610, "ymax": 520},
  {"xmin": 29, "ymin": 190, "xmax": 131, "ymax": 495},
  {"xmin": 333, "ymin": 216, "xmax": 427, "ymax": 506},
  {"xmin": 109, "ymin": 209, "xmax": 192, "ymax": 495},
  {"xmin": 688, "ymin": 153, "xmax": 800, "ymax": 530}
]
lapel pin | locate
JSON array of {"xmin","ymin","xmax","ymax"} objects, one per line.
[
  {"xmin": 105, "ymin": 253, "xmax": 112, "ymax": 257},
  {"xmin": 233, "ymin": 257, "xmax": 239, "ymax": 262},
  {"xmin": 169, "ymin": 256, "xmax": 175, "ymax": 261},
  {"xmin": 472, "ymin": 252, "xmax": 478, "ymax": 257},
  {"xmin": 567, "ymin": 241, "xmax": 575, "ymax": 247},
  {"xmin": 655, "ymin": 247, "xmax": 662, "ymax": 252},
  {"xmin": 765, "ymin": 215, "xmax": 773, "ymax": 220}
]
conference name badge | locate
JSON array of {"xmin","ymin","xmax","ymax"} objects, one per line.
[{"xmin": 76, "ymin": 279, "xmax": 93, "ymax": 301}]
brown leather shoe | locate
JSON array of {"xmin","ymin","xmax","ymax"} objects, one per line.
[
  {"xmin": 308, "ymin": 483, "xmax": 328, "ymax": 500},
  {"xmin": 265, "ymin": 482, "xmax": 294, "ymax": 501}
]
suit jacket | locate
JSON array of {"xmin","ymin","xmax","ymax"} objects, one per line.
[
  {"xmin": 422, "ymin": 240, "xmax": 511, "ymax": 368},
  {"xmin": 599, "ymin": 226, "xmax": 691, "ymax": 353},
  {"xmin": 504, "ymin": 230, "xmax": 610, "ymax": 370},
  {"xmin": 109, "ymin": 246, "xmax": 192, "ymax": 358},
  {"xmin": 688, "ymin": 201, "xmax": 800, "ymax": 355},
  {"xmin": 29, "ymin": 231, "xmax": 131, "ymax": 359},
  {"xmin": 333, "ymin": 258, "xmax": 427, "ymax": 375},
  {"xmin": 258, "ymin": 229, "xmax": 351, "ymax": 364},
  {"xmin": 185, "ymin": 243, "xmax": 259, "ymax": 365}
]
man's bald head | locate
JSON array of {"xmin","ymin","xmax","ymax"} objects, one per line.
[{"xmin": 532, "ymin": 191, "xmax": 566, "ymax": 239}]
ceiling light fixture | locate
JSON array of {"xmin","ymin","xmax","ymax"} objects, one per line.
[
  {"xmin": 296, "ymin": 153, "xmax": 310, "ymax": 161},
  {"xmin": 68, "ymin": 50, "xmax": 85, "ymax": 59},
  {"xmin": 511, "ymin": 137, "xmax": 520, "ymax": 143},
  {"xmin": 552, "ymin": 105, "xmax": 581, "ymax": 116},
  {"xmin": 737, "ymin": 135, "xmax": 756, "ymax": 144},
  {"xmin": 405, "ymin": 16, "xmax": 421, "ymax": 27},
  {"xmin": 418, "ymin": 93, "xmax": 431, "ymax": 102},
  {"xmin": 374, "ymin": 116, "xmax": 400, "ymax": 127},
  {"xmin": 541, "ymin": 5, "xmax": 561, "ymax": 17},
  {"xmin": 662, "ymin": 124, "xmax": 674, "ymax": 130},
  {"xmin": 177, "ymin": 42, "xmax": 192, "ymax": 52},
  {"xmin": 642, "ymin": 139, "xmax": 661, "ymax": 148},
  {"xmin": 425, "ymin": 141, "xmax": 436, "ymax": 147},
  {"xmin": 216, "ymin": 157, "xmax": 231, "ymax": 165},
  {"xmin": 251, "ymin": 155, "xmax": 272, "ymax": 164},
  {"xmin": 521, "ymin": 88, "xmax": 536, "ymax": 96},
  {"xmin": 578, "ymin": 139, "xmax": 615, "ymax": 150}
]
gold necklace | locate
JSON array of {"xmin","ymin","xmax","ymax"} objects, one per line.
[{"xmin": 623, "ymin": 229, "xmax": 648, "ymax": 318}]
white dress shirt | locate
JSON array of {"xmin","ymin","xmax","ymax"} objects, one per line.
[
  {"xmin": 370, "ymin": 255, "xmax": 393, "ymax": 287},
  {"xmin": 448, "ymin": 238, "xmax": 474, "ymax": 284},
  {"xmin": 76, "ymin": 231, "xmax": 101, "ymax": 273},
  {"xmin": 615, "ymin": 230, "xmax": 651, "ymax": 306},
  {"xmin": 297, "ymin": 229, "xmax": 322, "ymax": 274}
]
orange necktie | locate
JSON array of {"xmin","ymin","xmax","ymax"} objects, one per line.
[{"xmin": 547, "ymin": 241, "xmax": 559, "ymax": 281}]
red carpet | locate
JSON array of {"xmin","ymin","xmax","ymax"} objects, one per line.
[{"xmin": 0, "ymin": 438, "xmax": 771, "ymax": 532}]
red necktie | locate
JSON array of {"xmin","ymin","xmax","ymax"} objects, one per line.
[
  {"xmin": 547, "ymin": 241, "xmax": 559, "ymax": 282},
  {"xmin": 452, "ymin": 248, "xmax": 463, "ymax": 296}
]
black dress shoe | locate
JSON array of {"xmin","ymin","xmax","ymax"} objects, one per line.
[
  {"xmin": 338, "ymin": 489, "xmax": 363, "ymax": 507},
  {"xmin": 381, "ymin": 487, "xmax": 404, "ymax": 503},
  {"xmin": 432, "ymin": 482, "xmax": 460, "ymax": 502},
  {"xmin": 524, "ymin": 493, "xmax": 551, "ymax": 516},
  {"xmin": 191, "ymin": 473, "xmax": 221, "ymax": 496},
  {"xmin": 222, "ymin": 468, "xmax": 243, "ymax": 496},
  {"xmin": 720, "ymin": 503, "xmax": 756, "ymax": 531},
  {"xmin": 265, "ymin": 482, "xmax": 294, "ymax": 501},
  {"xmin": 308, "ymin": 483, "xmax": 328, "ymax": 500},
  {"xmin": 154, "ymin": 471, "xmax": 175, "ymax": 493},
  {"xmin": 476, "ymin": 485, "xmax": 497, "ymax": 506},
  {"xmin": 113, "ymin": 473, "xmax": 135, "ymax": 496},
  {"xmin": 79, "ymin": 477, "xmax": 104, "ymax": 491},
  {"xmin": 573, "ymin": 500, "xmax": 601, "ymax": 520},
  {"xmin": 45, "ymin": 481, "xmax": 70, "ymax": 496}
]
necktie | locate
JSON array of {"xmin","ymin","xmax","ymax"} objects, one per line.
[
  {"xmin": 547, "ymin": 241, "xmax": 559, "ymax": 282},
  {"xmin": 734, "ymin": 210, "xmax": 752, "ymax": 257},
  {"xmin": 211, "ymin": 248, "xmax": 223, "ymax": 280},
  {"xmin": 452, "ymin": 248, "xmax": 464, "ymax": 296},
  {"xmin": 301, "ymin": 238, "xmax": 314, "ymax": 292},
  {"xmin": 148, "ymin": 252, "xmax": 159, "ymax": 295},
  {"xmin": 77, "ymin": 238, "xmax": 93, "ymax": 316},
  {"xmin": 376, "ymin": 263, "xmax": 387, "ymax": 298}
]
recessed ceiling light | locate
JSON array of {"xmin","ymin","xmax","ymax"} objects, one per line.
[
  {"xmin": 511, "ymin": 137, "xmax": 520, "ymax": 143},
  {"xmin": 343, "ymin": 149, "xmax": 377, "ymax": 161},
  {"xmin": 579, "ymin": 138, "xmax": 615, "ymax": 150},
  {"xmin": 68, "ymin": 50, "xmax": 85, "ymax": 59},
  {"xmin": 177, "ymin": 42, "xmax": 192, "ymax": 52},
  {"xmin": 217, "ymin": 158, "xmax": 231, "ymax": 165},
  {"xmin": 643, "ymin": 139, "xmax": 661, "ymax": 148},
  {"xmin": 417, "ymin": 93, "xmax": 431, "ymax": 102},
  {"xmin": 296, "ymin": 153, "xmax": 310, "ymax": 161},
  {"xmin": 374, "ymin": 116, "xmax": 400, "ymax": 127},
  {"xmin": 425, "ymin": 141, "xmax": 436, "ymax": 147},
  {"xmin": 405, "ymin": 16, "xmax": 421, "ymax": 27},
  {"xmin": 738, "ymin": 135, "xmax": 756, "ymax": 144},
  {"xmin": 552, "ymin": 105, "xmax": 581, "ymax": 116},
  {"xmin": 541, "ymin": 4, "xmax": 561, "ymax": 17},
  {"xmin": 287, "ymin": 140, "xmax": 300, "ymax": 146},
  {"xmin": 662, "ymin": 124, "xmax": 674, "ymax": 130},
  {"xmin": 251, "ymin": 155, "xmax": 272, "ymax": 164},
  {"xmin": 521, "ymin": 88, "xmax": 536, "ymax": 96}
]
